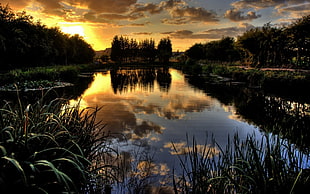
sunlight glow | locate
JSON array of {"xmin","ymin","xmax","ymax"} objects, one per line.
[{"xmin": 61, "ymin": 25, "xmax": 85, "ymax": 37}]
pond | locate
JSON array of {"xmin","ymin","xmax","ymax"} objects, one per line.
[{"xmin": 68, "ymin": 67, "xmax": 310, "ymax": 192}]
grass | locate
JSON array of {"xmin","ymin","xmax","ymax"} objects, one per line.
[
  {"xmin": 0, "ymin": 63, "xmax": 103, "ymax": 85},
  {"xmin": 199, "ymin": 63, "xmax": 310, "ymax": 89},
  {"xmin": 172, "ymin": 134, "xmax": 310, "ymax": 193},
  {"xmin": 0, "ymin": 90, "xmax": 118, "ymax": 193}
]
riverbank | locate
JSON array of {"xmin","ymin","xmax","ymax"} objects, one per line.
[
  {"xmin": 177, "ymin": 62, "xmax": 310, "ymax": 92},
  {"xmin": 0, "ymin": 63, "xmax": 104, "ymax": 92}
]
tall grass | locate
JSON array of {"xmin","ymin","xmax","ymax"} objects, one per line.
[
  {"xmin": 0, "ymin": 90, "xmax": 118, "ymax": 193},
  {"xmin": 172, "ymin": 134, "xmax": 310, "ymax": 193}
]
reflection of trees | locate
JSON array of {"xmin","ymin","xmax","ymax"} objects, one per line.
[
  {"xmin": 110, "ymin": 68, "xmax": 171, "ymax": 94},
  {"xmin": 234, "ymin": 91, "xmax": 310, "ymax": 150},
  {"xmin": 156, "ymin": 68, "xmax": 171, "ymax": 92},
  {"xmin": 186, "ymin": 75, "xmax": 310, "ymax": 150}
]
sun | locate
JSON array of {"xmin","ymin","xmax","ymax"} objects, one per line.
[{"xmin": 61, "ymin": 25, "xmax": 85, "ymax": 37}]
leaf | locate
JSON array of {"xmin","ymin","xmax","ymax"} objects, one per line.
[{"xmin": 2, "ymin": 156, "xmax": 28, "ymax": 186}]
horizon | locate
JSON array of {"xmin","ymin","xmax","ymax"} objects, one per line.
[{"xmin": 1, "ymin": 0, "xmax": 309, "ymax": 51}]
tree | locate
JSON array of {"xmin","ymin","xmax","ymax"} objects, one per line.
[
  {"xmin": 139, "ymin": 38, "xmax": 156, "ymax": 63},
  {"xmin": 110, "ymin": 35, "xmax": 122, "ymax": 63},
  {"xmin": 0, "ymin": 4, "xmax": 95, "ymax": 70},
  {"xmin": 286, "ymin": 15, "xmax": 310, "ymax": 68},
  {"xmin": 204, "ymin": 37, "xmax": 240, "ymax": 62},
  {"xmin": 185, "ymin": 43, "xmax": 205, "ymax": 60},
  {"xmin": 157, "ymin": 38, "xmax": 172, "ymax": 64},
  {"xmin": 236, "ymin": 28, "xmax": 266, "ymax": 67}
]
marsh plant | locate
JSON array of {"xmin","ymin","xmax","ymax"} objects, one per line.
[
  {"xmin": 172, "ymin": 134, "xmax": 310, "ymax": 194},
  {"xmin": 0, "ymin": 91, "xmax": 119, "ymax": 193}
]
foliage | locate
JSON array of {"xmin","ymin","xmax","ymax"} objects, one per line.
[
  {"xmin": 184, "ymin": 37, "xmax": 240, "ymax": 62},
  {"xmin": 183, "ymin": 15, "xmax": 309, "ymax": 69},
  {"xmin": 0, "ymin": 93, "xmax": 122, "ymax": 193},
  {"xmin": 236, "ymin": 15, "xmax": 310, "ymax": 68},
  {"xmin": 185, "ymin": 43, "xmax": 205, "ymax": 60},
  {"xmin": 110, "ymin": 36, "xmax": 172, "ymax": 64},
  {"xmin": 157, "ymin": 38, "xmax": 172, "ymax": 64},
  {"xmin": 0, "ymin": 4, "xmax": 95, "ymax": 70},
  {"xmin": 173, "ymin": 134, "xmax": 310, "ymax": 193},
  {"xmin": 200, "ymin": 64, "xmax": 310, "ymax": 89},
  {"xmin": 0, "ymin": 96, "xmax": 90, "ymax": 193}
]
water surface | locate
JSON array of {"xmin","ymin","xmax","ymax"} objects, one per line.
[{"xmin": 70, "ymin": 68, "xmax": 262, "ymax": 179}]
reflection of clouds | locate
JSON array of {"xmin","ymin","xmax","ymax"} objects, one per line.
[
  {"xmin": 71, "ymin": 69, "xmax": 219, "ymax": 141},
  {"xmin": 75, "ymin": 93, "xmax": 164, "ymax": 140},
  {"xmin": 132, "ymin": 93, "xmax": 213, "ymax": 120},
  {"xmin": 133, "ymin": 161, "xmax": 170, "ymax": 178},
  {"xmin": 222, "ymin": 104, "xmax": 244, "ymax": 122},
  {"xmin": 164, "ymin": 142, "xmax": 220, "ymax": 158}
]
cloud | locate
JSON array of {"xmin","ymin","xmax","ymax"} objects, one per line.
[
  {"xmin": 169, "ymin": 6, "xmax": 219, "ymax": 22},
  {"xmin": 203, "ymin": 23, "xmax": 255, "ymax": 37},
  {"xmin": 162, "ymin": 30, "xmax": 212, "ymax": 39},
  {"xmin": 133, "ymin": 32, "xmax": 153, "ymax": 35},
  {"xmin": 161, "ymin": 18, "xmax": 188, "ymax": 25},
  {"xmin": 162, "ymin": 24, "xmax": 255, "ymax": 40},
  {"xmin": 1, "ymin": 0, "xmax": 30, "ymax": 9},
  {"xmin": 86, "ymin": 0, "xmax": 137, "ymax": 13},
  {"xmin": 225, "ymin": 9, "xmax": 261, "ymax": 21},
  {"xmin": 130, "ymin": 3, "xmax": 163, "ymax": 15},
  {"xmin": 231, "ymin": 0, "xmax": 308, "ymax": 10},
  {"xmin": 163, "ymin": 142, "xmax": 220, "ymax": 157},
  {"xmin": 277, "ymin": 2, "xmax": 310, "ymax": 18},
  {"xmin": 159, "ymin": 0, "xmax": 219, "ymax": 24}
]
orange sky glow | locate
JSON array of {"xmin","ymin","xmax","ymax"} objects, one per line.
[{"xmin": 1, "ymin": 0, "xmax": 309, "ymax": 51}]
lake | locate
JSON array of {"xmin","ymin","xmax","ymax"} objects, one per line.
[{"xmin": 68, "ymin": 67, "xmax": 310, "ymax": 192}]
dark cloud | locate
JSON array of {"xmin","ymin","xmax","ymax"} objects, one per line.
[
  {"xmin": 162, "ymin": 24, "xmax": 255, "ymax": 39},
  {"xmin": 86, "ymin": 0, "xmax": 137, "ymax": 13},
  {"xmin": 98, "ymin": 13, "xmax": 143, "ymax": 21},
  {"xmin": 161, "ymin": 18, "xmax": 188, "ymax": 25},
  {"xmin": 169, "ymin": 6, "xmax": 219, "ymax": 22},
  {"xmin": 162, "ymin": 30, "xmax": 221, "ymax": 39},
  {"xmin": 225, "ymin": 9, "xmax": 261, "ymax": 21},
  {"xmin": 1, "ymin": 0, "xmax": 29, "ymax": 9},
  {"xmin": 133, "ymin": 32, "xmax": 153, "ymax": 35},
  {"xmin": 278, "ymin": 2, "xmax": 310, "ymax": 16},
  {"xmin": 231, "ymin": 0, "xmax": 307, "ymax": 10},
  {"xmin": 229, "ymin": 0, "xmax": 310, "ymax": 21},
  {"xmin": 159, "ymin": 0, "xmax": 186, "ymax": 9},
  {"xmin": 203, "ymin": 24, "xmax": 255, "ymax": 37},
  {"xmin": 130, "ymin": 3, "xmax": 163, "ymax": 15}
]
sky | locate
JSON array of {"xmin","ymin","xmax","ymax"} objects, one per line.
[{"xmin": 1, "ymin": 0, "xmax": 309, "ymax": 51}]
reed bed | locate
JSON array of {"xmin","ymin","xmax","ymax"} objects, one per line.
[
  {"xmin": 172, "ymin": 134, "xmax": 310, "ymax": 193},
  {"xmin": 0, "ymin": 90, "xmax": 118, "ymax": 193}
]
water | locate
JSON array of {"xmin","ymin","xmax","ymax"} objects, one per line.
[{"xmin": 69, "ymin": 67, "xmax": 310, "ymax": 192}]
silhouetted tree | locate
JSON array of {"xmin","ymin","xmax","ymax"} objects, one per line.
[
  {"xmin": 185, "ymin": 43, "xmax": 205, "ymax": 60},
  {"xmin": 157, "ymin": 38, "xmax": 172, "ymax": 64},
  {"xmin": 0, "ymin": 3, "xmax": 95, "ymax": 70}
]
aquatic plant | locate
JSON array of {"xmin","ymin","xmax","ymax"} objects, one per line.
[
  {"xmin": 0, "ymin": 91, "xmax": 118, "ymax": 193},
  {"xmin": 172, "ymin": 134, "xmax": 310, "ymax": 193}
]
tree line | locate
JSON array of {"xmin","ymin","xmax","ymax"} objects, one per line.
[
  {"xmin": 0, "ymin": 4, "xmax": 95, "ymax": 71},
  {"xmin": 110, "ymin": 35, "xmax": 172, "ymax": 64},
  {"xmin": 185, "ymin": 14, "xmax": 310, "ymax": 69}
]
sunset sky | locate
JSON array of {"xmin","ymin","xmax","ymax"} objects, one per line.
[{"xmin": 2, "ymin": 0, "xmax": 309, "ymax": 51}]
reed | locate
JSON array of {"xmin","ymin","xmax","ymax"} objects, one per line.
[
  {"xmin": 0, "ymin": 90, "xmax": 117, "ymax": 193},
  {"xmin": 173, "ymin": 134, "xmax": 310, "ymax": 193}
]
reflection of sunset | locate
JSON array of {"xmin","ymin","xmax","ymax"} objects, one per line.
[{"xmin": 70, "ymin": 68, "xmax": 223, "ymax": 138}]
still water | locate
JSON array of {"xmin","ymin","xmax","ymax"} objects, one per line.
[{"xmin": 70, "ymin": 67, "xmax": 267, "ymax": 189}]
